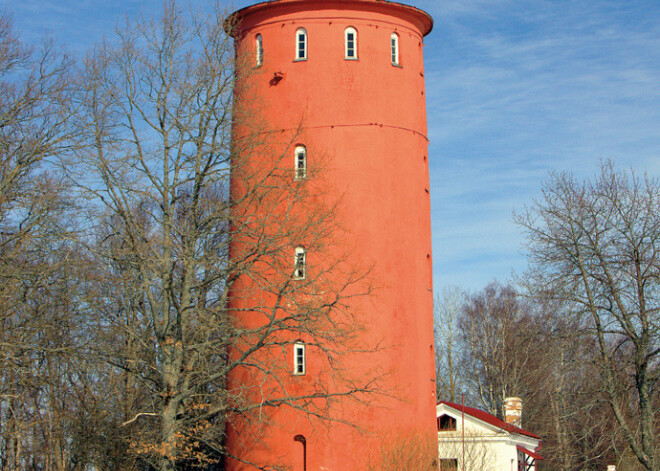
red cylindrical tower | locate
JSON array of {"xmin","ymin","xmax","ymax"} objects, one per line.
[{"xmin": 226, "ymin": 1, "xmax": 436, "ymax": 469}]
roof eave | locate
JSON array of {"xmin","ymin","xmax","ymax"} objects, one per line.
[{"xmin": 224, "ymin": 0, "xmax": 433, "ymax": 37}]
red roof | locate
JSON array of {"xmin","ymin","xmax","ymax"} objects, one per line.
[
  {"xmin": 437, "ymin": 401, "xmax": 541, "ymax": 440},
  {"xmin": 517, "ymin": 445, "xmax": 544, "ymax": 461}
]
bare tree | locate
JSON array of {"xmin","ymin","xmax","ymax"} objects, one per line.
[
  {"xmin": 67, "ymin": 3, "xmax": 374, "ymax": 470},
  {"xmin": 0, "ymin": 12, "xmax": 79, "ymax": 470},
  {"xmin": 515, "ymin": 161, "xmax": 660, "ymax": 471},
  {"xmin": 434, "ymin": 286, "xmax": 465, "ymax": 403},
  {"xmin": 457, "ymin": 282, "xmax": 536, "ymax": 417},
  {"xmin": 522, "ymin": 300, "xmax": 615, "ymax": 471},
  {"xmin": 449, "ymin": 283, "xmax": 619, "ymax": 470}
]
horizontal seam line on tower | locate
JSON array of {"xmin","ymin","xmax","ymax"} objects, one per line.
[{"xmin": 266, "ymin": 122, "xmax": 429, "ymax": 141}]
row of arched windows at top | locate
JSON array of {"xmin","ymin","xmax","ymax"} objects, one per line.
[{"xmin": 254, "ymin": 28, "xmax": 401, "ymax": 67}]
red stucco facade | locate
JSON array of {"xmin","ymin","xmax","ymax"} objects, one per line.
[{"xmin": 226, "ymin": 1, "xmax": 436, "ymax": 469}]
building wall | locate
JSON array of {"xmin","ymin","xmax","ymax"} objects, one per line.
[
  {"xmin": 437, "ymin": 410, "xmax": 540, "ymax": 471},
  {"xmin": 227, "ymin": 1, "xmax": 436, "ymax": 470}
]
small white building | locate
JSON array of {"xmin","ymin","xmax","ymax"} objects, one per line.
[{"xmin": 437, "ymin": 400, "xmax": 543, "ymax": 471}]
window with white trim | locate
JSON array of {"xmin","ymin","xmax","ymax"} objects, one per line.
[
  {"xmin": 295, "ymin": 145, "xmax": 307, "ymax": 180},
  {"xmin": 391, "ymin": 32, "xmax": 400, "ymax": 65},
  {"xmin": 293, "ymin": 342, "xmax": 305, "ymax": 375},
  {"xmin": 256, "ymin": 34, "xmax": 263, "ymax": 67},
  {"xmin": 345, "ymin": 27, "xmax": 357, "ymax": 60},
  {"xmin": 295, "ymin": 28, "xmax": 307, "ymax": 60},
  {"xmin": 294, "ymin": 246, "xmax": 306, "ymax": 280}
]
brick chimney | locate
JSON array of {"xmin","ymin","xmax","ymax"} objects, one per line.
[{"xmin": 504, "ymin": 397, "xmax": 522, "ymax": 427}]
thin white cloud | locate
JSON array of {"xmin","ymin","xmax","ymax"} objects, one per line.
[
  {"xmin": 426, "ymin": 0, "xmax": 660, "ymax": 290},
  {"xmin": 2, "ymin": 0, "xmax": 658, "ymax": 293}
]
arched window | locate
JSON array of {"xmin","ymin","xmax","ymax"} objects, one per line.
[
  {"xmin": 295, "ymin": 28, "xmax": 307, "ymax": 60},
  {"xmin": 256, "ymin": 34, "xmax": 263, "ymax": 67},
  {"xmin": 295, "ymin": 145, "xmax": 307, "ymax": 180},
  {"xmin": 293, "ymin": 342, "xmax": 306, "ymax": 375},
  {"xmin": 294, "ymin": 246, "xmax": 306, "ymax": 280},
  {"xmin": 391, "ymin": 32, "xmax": 400, "ymax": 66},
  {"xmin": 294, "ymin": 435, "xmax": 307, "ymax": 471},
  {"xmin": 345, "ymin": 27, "xmax": 358, "ymax": 60}
]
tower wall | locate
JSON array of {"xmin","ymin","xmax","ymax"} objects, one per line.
[{"xmin": 226, "ymin": 1, "xmax": 436, "ymax": 469}]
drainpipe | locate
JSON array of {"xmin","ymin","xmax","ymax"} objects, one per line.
[{"xmin": 462, "ymin": 394, "xmax": 465, "ymax": 471}]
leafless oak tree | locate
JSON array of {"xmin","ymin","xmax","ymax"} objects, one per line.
[
  {"xmin": 457, "ymin": 282, "xmax": 537, "ymax": 417},
  {"xmin": 0, "ymin": 12, "xmax": 80, "ymax": 470},
  {"xmin": 516, "ymin": 161, "xmax": 660, "ymax": 471},
  {"xmin": 65, "ymin": 3, "xmax": 375, "ymax": 470},
  {"xmin": 434, "ymin": 286, "xmax": 465, "ymax": 403}
]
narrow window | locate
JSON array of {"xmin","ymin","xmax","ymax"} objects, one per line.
[
  {"xmin": 295, "ymin": 145, "xmax": 307, "ymax": 180},
  {"xmin": 391, "ymin": 32, "xmax": 400, "ymax": 65},
  {"xmin": 294, "ymin": 435, "xmax": 307, "ymax": 471},
  {"xmin": 293, "ymin": 342, "xmax": 306, "ymax": 375},
  {"xmin": 437, "ymin": 414, "xmax": 457, "ymax": 431},
  {"xmin": 256, "ymin": 34, "xmax": 263, "ymax": 67},
  {"xmin": 295, "ymin": 28, "xmax": 307, "ymax": 60},
  {"xmin": 345, "ymin": 27, "xmax": 357, "ymax": 60},
  {"xmin": 294, "ymin": 246, "xmax": 306, "ymax": 280}
]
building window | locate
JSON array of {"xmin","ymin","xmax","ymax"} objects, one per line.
[
  {"xmin": 294, "ymin": 246, "xmax": 306, "ymax": 280},
  {"xmin": 295, "ymin": 28, "xmax": 307, "ymax": 60},
  {"xmin": 439, "ymin": 459, "xmax": 458, "ymax": 471},
  {"xmin": 295, "ymin": 145, "xmax": 307, "ymax": 180},
  {"xmin": 391, "ymin": 32, "xmax": 400, "ymax": 65},
  {"xmin": 437, "ymin": 414, "xmax": 457, "ymax": 431},
  {"xmin": 345, "ymin": 27, "xmax": 358, "ymax": 60},
  {"xmin": 256, "ymin": 34, "xmax": 263, "ymax": 67},
  {"xmin": 293, "ymin": 342, "xmax": 305, "ymax": 375}
]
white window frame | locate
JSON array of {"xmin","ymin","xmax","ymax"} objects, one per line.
[
  {"xmin": 295, "ymin": 28, "xmax": 307, "ymax": 61},
  {"xmin": 295, "ymin": 145, "xmax": 307, "ymax": 180},
  {"xmin": 293, "ymin": 342, "xmax": 306, "ymax": 375},
  {"xmin": 294, "ymin": 246, "xmax": 306, "ymax": 280},
  {"xmin": 345, "ymin": 27, "xmax": 358, "ymax": 60},
  {"xmin": 256, "ymin": 34, "xmax": 263, "ymax": 67},
  {"xmin": 391, "ymin": 32, "xmax": 400, "ymax": 66}
]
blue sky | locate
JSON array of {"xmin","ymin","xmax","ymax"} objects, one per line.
[{"xmin": 4, "ymin": 0, "xmax": 659, "ymax": 292}]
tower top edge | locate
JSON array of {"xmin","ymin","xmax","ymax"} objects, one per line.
[{"xmin": 225, "ymin": 0, "xmax": 433, "ymax": 37}]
